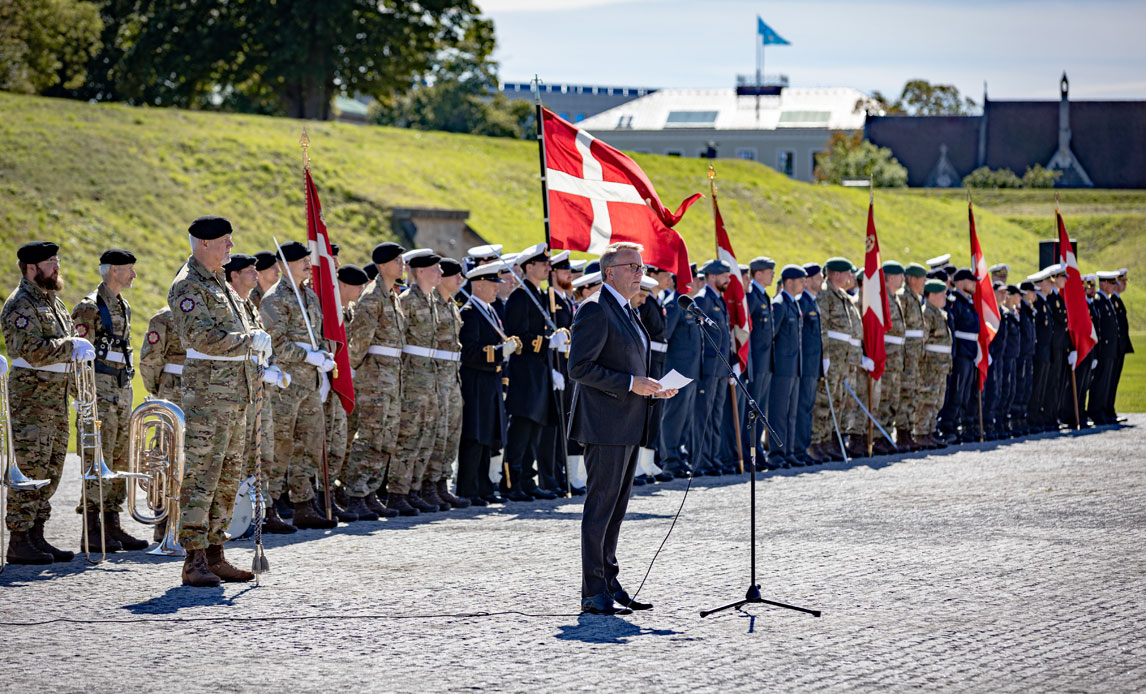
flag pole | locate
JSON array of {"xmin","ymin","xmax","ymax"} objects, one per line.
[
  {"xmin": 867, "ymin": 175, "xmax": 874, "ymax": 457},
  {"xmin": 755, "ymin": 17, "xmax": 762, "ymax": 122},
  {"xmin": 1057, "ymin": 193, "xmax": 1082, "ymax": 430},
  {"xmin": 710, "ymin": 165, "xmax": 747, "ymax": 473}
]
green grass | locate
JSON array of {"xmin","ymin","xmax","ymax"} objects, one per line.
[
  {"xmin": 1116, "ymin": 333, "xmax": 1146, "ymax": 414},
  {"xmin": 0, "ymin": 91, "xmax": 1142, "ymax": 409}
]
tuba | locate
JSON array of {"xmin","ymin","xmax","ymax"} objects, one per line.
[
  {"xmin": 0, "ymin": 368, "xmax": 50, "ymax": 573},
  {"xmin": 126, "ymin": 398, "xmax": 185, "ymax": 557}
]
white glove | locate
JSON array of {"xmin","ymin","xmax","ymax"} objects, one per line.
[
  {"xmin": 250, "ymin": 330, "xmax": 272, "ymax": 356},
  {"xmin": 822, "ymin": 357, "xmax": 830, "ymax": 374},
  {"xmin": 551, "ymin": 369, "xmax": 565, "ymax": 391},
  {"xmin": 860, "ymin": 356, "xmax": 875, "ymax": 372},
  {"xmin": 1091, "ymin": 358, "xmax": 1098, "ymax": 370},
  {"xmin": 0, "ymin": 355, "xmax": 7, "ymax": 378},
  {"xmin": 501, "ymin": 341, "xmax": 516, "ymax": 359},
  {"xmin": 318, "ymin": 373, "xmax": 331, "ymax": 403},
  {"xmin": 305, "ymin": 349, "xmax": 336, "ymax": 373},
  {"xmin": 71, "ymin": 337, "xmax": 96, "ymax": 362},
  {"xmin": 548, "ymin": 331, "xmax": 569, "ymax": 351},
  {"xmin": 263, "ymin": 365, "xmax": 290, "ymax": 388},
  {"xmin": 1067, "ymin": 350, "xmax": 1077, "ymax": 368}
]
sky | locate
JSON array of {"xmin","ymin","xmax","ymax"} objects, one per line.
[{"xmin": 477, "ymin": 0, "xmax": 1146, "ymax": 101}]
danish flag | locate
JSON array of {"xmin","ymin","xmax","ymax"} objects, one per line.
[
  {"xmin": 712, "ymin": 180, "xmax": 750, "ymax": 371},
  {"xmin": 1056, "ymin": 210, "xmax": 1096, "ymax": 367},
  {"xmin": 861, "ymin": 201, "xmax": 890, "ymax": 380},
  {"xmin": 541, "ymin": 108, "xmax": 701, "ymax": 290},
  {"xmin": 305, "ymin": 168, "xmax": 354, "ymax": 414},
  {"xmin": 969, "ymin": 202, "xmax": 1000, "ymax": 391}
]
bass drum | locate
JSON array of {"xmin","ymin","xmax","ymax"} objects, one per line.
[{"xmin": 226, "ymin": 475, "xmax": 257, "ymax": 542}]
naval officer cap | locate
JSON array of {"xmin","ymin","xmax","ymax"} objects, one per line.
[
  {"xmin": 1081, "ymin": 273, "xmax": 1096, "ymax": 283},
  {"xmin": 549, "ymin": 250, "xmax": 571, "ymax": 270},
  {"xmin": 276, "ymin": 241, "xmax": 309, "ymax": 263},
  {"xmin": 439, "ymin": 258, "xmax": 463, "ymax": 278},
  {"xmin": 803, "ymin": 262, "xmax": 822, "ymax": 277},
  {"xmin": 824, "ymin": 257, "xmax": 853, "ymax": 273},
  {"xmin": 925, "ymin": 253, "xmax": 951, "ymax": 268},
  {"xmin": 372, "ymin": 242, "xmax": 405, "ymax": 265},
  {"xmin": 905, "ymin": 262, "xmax": 928, "ymax": 278},
  {"xmin": 1117, "ymin": 268, "xmax": 1128, "ymax": 277},
  {"xmin": 337, "ymin": 264, "xmax": 370, "ymax": 286},
  {"xmin": 924, "ymin": 279, "xmax": 947, "ymax": 295},
  {"xmin": 223, "ymin": 253, "xmax": 255, "ymax": 275},
  {"xmin": 1049, "ymin": 263, "xmax": 1067, "ymax": 276},
  {"xmin": 989, "ymin": 263, "xmax": 1010, "ymax": 273},
  {"xmin": 1027, "ymin": 267, "xmax": 1052, "ymax": 282},
  {"xmin": 517, "ymin": 242, "xmax": 549, "ymax": 267},
  {"xmin": 188, "ymin": 215, "xmax": 232, "ymax": 240},
  {"xmin": 467, "ymin": 262, "xmax": 504, "ymax": 282},
  {"xmin": 749, "ymin": 256, "xmax": 775, "ymax": 272},
  {"xmin": 1097, "ymin": 270, "xmax": 1120, "ymax": 281},
  {"xmin": 640, "ymin": 276, "xmax": 659, "ymax": 292},
  {"xmin": 882, "ymin": 260, "xmax": 904, "ymax": 275},
  {"xmin": 738, "ymin": 263, "xmax": 750, "ymax": 274},
  {"xmin": 585, "ymin": 259, "xmax": 601, "ymax": 275},
  {"xmin": 254, "ymin": 250, "xmax": 277, "ymax": 271},
  {"xmin": 953, "ymin": 268, "xmax": 975, "ymax": 283},
  {"xmin": 403, "ymin": 248, "xmax": 440, "ymax": 268},
  {"xmin": 646, "ymin": 263, "xmax": 667, "ymax": 274},
  {"xmin": 702, "ymin": 259, "xmax": 731, "ymax": 276},
  {"xmin": 570, "ymin": 259, "xmax": 587, "ymax": 273},
  {"xmin": 100, "ymin": 248, "xmax": 136, "ymax": 265},
  {"xmin": 992, "ymin": 280, "xmax": 1006, "ymax": 291},
  {"xmin": 17, "ymin": 241, "xmax": 60, "ymax": 264},
  {"xmin": 467, "ymin": 244, "xmax": 503, "ymax": 261},
  {"xmin": 500, "ymin": 252, "xmax": 520, "ymax": 267},
  {"xmin": 780, "ymin": 264, "xmax": 807, "ymax": 280},
  {"xmin": 572, "ymin": 272, "xmax": 602, "ymax": 289}
]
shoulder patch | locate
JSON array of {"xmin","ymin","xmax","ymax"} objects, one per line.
[
  {"xmin": 179, "ymin": 298, "xmax": 195, "ymax": 313},
  {"xmin": 147, "ymin": 330, "xmax": 160, "ymax": 344},
  {"xmin": 14, "ymin": 315, "xmax": 28, "ymax": 330},
  {"xmin": 75, "ymin": 324, "xmax": 88, "ymax": 337}
]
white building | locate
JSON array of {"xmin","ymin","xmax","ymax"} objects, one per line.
[{"xmin": 576, "ymin": 86, "xmax": 867, "ymax": 182}]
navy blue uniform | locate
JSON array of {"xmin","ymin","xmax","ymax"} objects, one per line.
[
  {"xmin": 457, "ymin": 300, "xmax": 508, "ymax": 500},
  {"xmin": 1047, "ymin": 290, "xmax": 1070, "ymax": 425},
  {"xmin": 503, "ymin": 280, "xmax": 555, "ymax": 494},
  {"xmin": 539, "ymin": 288, "xmax": 575, "ymax": 492},
  {"xmin": 691, "ymin": 284, "xmax": 730, "ymax": 474},
  {"xmin": 999, "ymin": 307, "xmax": 1021, "ymax": 433},
  {"xmin": 767, "ymin": 290, "xmax": 803, "ymax": 462},
  {"xmin": 659, "ymin": 289, "xmax": 701, "ymax": 473},
  {"xmin": 1014, "ymin": 299, "xmax": 1036, "ymax": 430},
  {"xmin": 941, "ymin": 290, "xmax": 979, "ymax": 436},
  {"xmin": 1108, "ymin": 292, "xmax": 1132, "ymax": 421},
  {"xmin": 745, "ymin": 281, "xmax": 774, "ymax": 461},
  {"xmin": 795, "ymin": 290, "xmax": 822, "ymax": 455},
  {"xmin": 1087, "ymin": 292, "xmax": 1120, "ymax": 424},
  {"xmin": 983, "ymin": 308, "xmax": 1008, "ymax": 433}
]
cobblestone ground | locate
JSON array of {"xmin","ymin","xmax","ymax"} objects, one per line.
[{"xmin": 1, "ymin": 417, "xmax": 1144, "ymax": 693}]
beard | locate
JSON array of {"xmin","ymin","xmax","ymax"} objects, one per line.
[
  {"xmin": 558, "ymin": 278, "xmax": 573, "ymax": 292},
  {"xmin": 34, "ymin": 266, "xmax": 63, "ymax": 291}
]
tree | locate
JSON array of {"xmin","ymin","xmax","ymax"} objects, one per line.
[
  {"xmin": 0, "ymin": 0, "xmax": 102, "ymax": 94},
  {"xmin": 855, "ymin": 79, "xmax": 977, "ymax": 117},
  {"xmin": 963, "ymin": 164, "xmax": 1062, "ymax": 189},
  {"xmin": 814, "ymin": 132, "xmax": 908, "ymax": 188}
]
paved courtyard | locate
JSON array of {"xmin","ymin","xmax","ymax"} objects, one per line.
[{"xmin": 1, "ymin": 417, "xmax": 1144, "ymax": 693}]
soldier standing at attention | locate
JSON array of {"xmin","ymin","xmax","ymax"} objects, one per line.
[
  {"xmin": 3, "ymin": 241, "xmax": 94, "ymax": 564},
  {"xmin": 538, "ymin": 251, "xmax": 577, "ymax": 493},
  {"xmin": 766, "ymin": 265, "xmax": 805, "ymax": 468},
  {"xmin": 658, "ymin": 271, "xmax": 701, "ymax": 477},
  {"xmin": 425, "ymin": 258, "xmax": 470, "ymax": 509},
  {"xmin": 915, "ymin": 279, "xmax": 954, "ymax": 448},
  {"xmin": 745, "ymin": 257, "xmax": 775, "ymax": 466},
  {"xmin": 250, "ymin": 250, "xmax": 280, "ymax": 308},
  {"xmin": 169, "ymin": 216, "xmax": 269, "ymax": 586},
  {"xmin": 259, "ymin": 240, "xmax": 338, "ymax": 530},
  {"xmin": 139, "ymin": 303, "xmax": 185, "ymax": 405},
  {"xmin": 873, "ymin": 261, "xmax": 906, "ymax": 455},
  {"xmin": 691, "ymin": 260, "xmax": 732, "ymax": 476},
  {"xmin": 895, "ymin": 263, "xmax": 928, "ymax": 451},
  {"xmin": 940, "ymin": 269, "xmax": 980, "ymax": 442},
  {"xmin": 794, "ymin": 263, "xmax": 823, "ymax": 465},
  {"xmin": 814, "ymin": 257, "xmax": 868, "ymax": 460},
  {"xmin": 1014, "ymin": 281, "xmax": 1038, "ymax": 434}
]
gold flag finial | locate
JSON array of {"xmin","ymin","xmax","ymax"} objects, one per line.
[
  {"xmin": 300, "ymin": 127, "xmax": 311, "ymax": 171},
  {"xmin": 1054, "ymin": 191, "xmax": 1060, "ymax": 213},
  {"xmin": 707, "ymin": 164, "xmax": 717, "ymax": 195}
]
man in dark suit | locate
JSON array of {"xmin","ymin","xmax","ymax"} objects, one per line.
[{"xmin": 568, "ymin": 242, "xmax": 678, "ymax": 616}]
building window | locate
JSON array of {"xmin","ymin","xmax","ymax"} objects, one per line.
[
  {"xmin": 559, "ymin": 111, "xmax": 569, "ymax": 121},
  {"xmin": 736, "ymin": 148, "xmax": 757, "ymax": 161},
  {"xmin": 574, "ymin": 113, "xmax": 585, "ymax": 123},
  {"xmin": 777, "ymin": 150, "xmax": 795, "ymax": 177},
  {"xmin": 665, "ymin": 110, "xmax": 719, "ymax": 128},
  {"xmin": 665, "ymin": 150, "xmax": 683, "ymax": 157},
  {"xmin": 616, "ymin": 114, "xmax": 633, "ymax": 128}
]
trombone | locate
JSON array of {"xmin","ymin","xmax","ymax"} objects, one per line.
[
  {"xmin": 0, "ymin": 369, "xmax": 50, "ymax": 573},
  {"xmin": 126, "ymin": 398, "xmax": 185, "ymax": 557}
]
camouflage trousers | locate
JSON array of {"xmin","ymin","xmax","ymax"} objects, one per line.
[
  {"xmin": 845, "ymin": 368, "xmax": 869, "ymax": 436},
  {"xmin": 896, "ymin": 346, "xmax": 923, "ymax": 436},
  {"xmin": 389, "ymin": 359, "xmax": 438, "ymax": 495},
  {"xmin": 157, "ymin": 373, "xmax": 182, "ymax": 405},
  {"xmin": 914, "ymin": 358, "xmax": 951, "ymax": 436},
  {"xmin": 269, "ymin": 382, "xmax": 323, "ymax": 504},
  {"xmin": 812, "ymin": 365, "xmax": 855, "ymax": 445},
  {"xmin": 425, "ymin": 373, "xmax": 462, "ymax": 485},
  {"xmin": 4, "ymin": 373, "xmax": 69, "ymax": 532},
  {"xmin": 77, "ymin": 379, "xmax": 132, "ymax": 514},
  {"xmin": 178, "ymin": 401, "xmax": 248, "ymax": 550},
  {"xmin": 242, "ymin": 384, "xmax": 274, "ymax": 499},
  {"xmin": 343, "ymin": 362, "xmax": 402, "ymax": 499},
  {"xmin": 876, "ymin": 351, "xmax": 903, "ymax": 437},
  {"xmin": 320, "ymin": 393, "xmax": 347, "ymax": 493}
]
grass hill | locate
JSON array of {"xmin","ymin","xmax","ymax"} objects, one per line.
[{"xmin": 0, "ymin": 91, "xmax": 1141, "ymax": 410}]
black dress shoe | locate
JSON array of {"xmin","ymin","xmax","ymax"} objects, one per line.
[
  {"xmin": 505, "ymin": 488, "xmax": 533, "ymax": 502},
  {"xmin": 528, "ymin": 487, "xmax": 558, "ymax": 500},
  {"xmin": 581, "ymin": 593, "xmax": 632, "ymax": 616},
  {"xmin": 468, "ymin": 496, "xmax": 488, "ymax": 507},
  {"xmin": 631, "ymin": 475, "xmax": 647, "ymax": 486},
  {"xmin": 569, "ymin": 486, "xmax": 586, "ymax": 496},
  {"xmin": 611, "ymin": 589, "xmax": 653, "ymax": 611},
  {"xmin": 483, "ymin": 492, "xmax": 507, "ymax": 504},
  {"xmin": 654, "ymin": 471, "xmax": 674, "ymax": 482}
]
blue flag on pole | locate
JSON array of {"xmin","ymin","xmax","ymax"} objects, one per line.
[{"xmin": 757, "ymin": 17, "xmax": 790, "ymax": 46}]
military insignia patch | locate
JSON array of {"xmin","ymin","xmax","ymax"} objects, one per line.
[
  {"xmin": 14, "ymin": 316, "xmax": 28, "ymax": 329},
  {"xmin": 147, "ymin": 331, "xmax": 159, "ymax": 344},
  {"xmin": 76, "ymin": 324, "xmax": 88, "ymax": 337},
  {"xmin": 180, "ymin": 298, "xmax": 195, "ymax": 313}
]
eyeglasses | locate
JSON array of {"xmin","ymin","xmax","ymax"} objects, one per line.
[{"xmin": 613, "ymin": 263, "xmax": 647, "ymax": 275}]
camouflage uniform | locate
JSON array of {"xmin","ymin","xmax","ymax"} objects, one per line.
[
  {"xmin": 2, "ymin": 278, "xmax": 75, "ymax": 532},
  {"xmin": 844, "ymin": 292, "xmax": 866, "ymax": 435},
  {"xmin": 71, "ymin": 283, "xmax": 134, "ymax": 514},
  {"xmin": 390, "ymin": 284, "xmax": 440, "ymax": 496},
  {"xmin": 426, "ymin": 291, "xmax": 463, "ymax": 487},
  {"xmin": 876, "ymin": 285, "xmax": 906, "ymax": 432},
  {"xmin": 811, "ymin": 281, "xmax": 862, "ymax": 445},
  {"xmin": 897, "ymin": 286, "xmax": 926, "ymax": 437},
  {"xmin": 321, "ymin": 303, "xmax": 353, "ymax": 493},
  {"xmin": 139, "ymin": 306, "xmax": 184, "ymax": 404},
  {"xmin": 168, "ymin": 256, "xmax": 257, "ymax": 550},
  {"xmin": 259, "ymin": 280, "xmax": 328, "ymax": 505},
  {"xmin": 237, "ymin": 297, "xmax": 273, "ymax": 487},
  {"xmin": 915, "ymin": 301, "xmax": 953, "ymax": 436},
  {"xmin": 344, "ymin": 279, "xmax": 406, "ymax": 499},
  {"xmin": 249, "ymin": 283, "xmax": 267, "ymax": 309}
]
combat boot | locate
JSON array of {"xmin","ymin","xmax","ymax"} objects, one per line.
[
  {"xmin": 153, "ymin": 518, "xmax": 167, "ymax": 543},
  {"xmin": 80, "ymin": 509, "xmax": 122, "ymax": 553},
  {"xmin": 291, "ymin": 498, "xmax": 338, "ymax": 530},
  {"xmin": 205, "ymin": 544, "xmax": 254, "ymax": 582},
  {"xmin": 6, "ymin": 530, "xmax": 52, "ymax": 565},
  {"xmin": 844, "ymin": 434, "xmax": 867, "ymax": 459},
  {"xmin": 274, "ymin": 494, "xmax": 294, "ymax": 519},
  {"xmin": 872, "ymin": 438, "xmax": 896, "ymax": 456},
  {"xmin": 29, "ymin": 518, "xmax": 74, "ymax": 562},
  {"xmin": 345, "ymin": 496, "xmax": 380, "ymax": 521},
  {"xmin": 437, "ymin": 479, "xmax": 471, "ymax": 509},
  {"xmin": 406, "ymin": 490, "xmax": 437, "ymax": 513},
  {"xmin": 365, "ymin": 492, "xmax": 399, "ymax": 518},
  {"xmin": 417, "ymin": 486, "xmax": 448, "ymax": 512},
  {"xmin": 104, "ymin": 512, "xmax": 149, "ymax": 551},
  {"xmin": 261, "ymin": 502, "xmax": 297, "ymax": 534},
  {"xmin": 182, "ymin": 549, "xmax": 222, "ymax": 587},
  {"xmin": 316, "ymin": 492, "xmax": 358, "ymax": 523},
  {"xmin": 821, "ymin": 438, "xmax": 845, "ymax": 462},
  {"xmin": 896, "ymin": 430, "xmax": 918, "ymax": 452},
  {"xmin": 387, "ymin": 492, "xmax": 419, "ymax": 517}
]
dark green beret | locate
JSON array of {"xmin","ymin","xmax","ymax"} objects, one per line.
[
  {"xmin": 905, "ymin": 262, "xmax": 928, "ymax": 278},
  {"xmin": 924, "ymin": 279, "xmax": 947, "ymax": 294},
  {"xmin": 882, "ymin": 260, "xmax": 904, "ymax": 275},
  {"xmin": 824, "ymin": 257, "xmax": 852, "ymax": 273},
  {"xmin": 17, "ymin": 241, "xmax": 59, "ymax": 264}
]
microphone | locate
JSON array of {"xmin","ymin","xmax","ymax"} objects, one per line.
[{"xmin": 677, "ymin": 294, "xmax": 717, "ymax": 327}]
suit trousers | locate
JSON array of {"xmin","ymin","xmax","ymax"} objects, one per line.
[
  {"xmin": 768, "ymin": 375, "xmax": 800, "ymax": 460},
  {"xmin": 658, "ymin": 380, "xmax": 696, "ymax": 473},
  {"xmin": 697, "ymin": 373, "xmax": 726, "ymax": 472},
  {"xmin": 795, "ymin": 375, "xmax": 819, "ymax": 453},
  {"xmin": 1030, "ymin": 360, "xmax": 1052, "ymax": 426},
  {"xmin": 581, "ymin": 442, "xmax": 639, "ymax": 599},
  {"xmin": 504, "ymin": 415, "xmax": 544, "ymax": 492},
  {"xmin": 746, "ymin": 369, "xmax": 772, "ymax": 460},
  {"xmin": 456, "ymin": 438, "xmax": 489, "ymax": 500}
]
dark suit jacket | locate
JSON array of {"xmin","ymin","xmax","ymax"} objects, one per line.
[
  {"xmin": 504, "ymin": 280, "xmax": 553, "ymax": 424},
  {"xmin": 747, "ymin": 283, "xmax": 773, "ymax": 380},
  {"xmin": 568, "ymin": 286, "xmax": 652, "ymax": 447},
  {"xmin": 771, "ymin": 290, "xmax": 803, "ymax": 378}
]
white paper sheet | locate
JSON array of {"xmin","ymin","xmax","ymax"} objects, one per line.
[{"xmin": 657, "ymin": 369, "xmax": 694, "ymax": 391}]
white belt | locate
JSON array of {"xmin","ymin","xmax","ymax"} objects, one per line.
[
  {"xmin": 366, "ymin": 345, "xmax": 402, "ymax": 358},
  {"xmin": 954, "ymin": 331, "xmax": 978, "ymax": 341},
  {"xmin": 162, "ymin": 364, "xmax": 184, "ymax": 376},
  {"xmin": 11, "ymin": 357, "xmax": 69, "ymax": 373},
  {"xmin": 103, "ymin": 350, "xmax": 126, "ymax": 364},
  {"xmin": 904, "ymin": 329, "xmax": 924, "ymax": 339},
  {"xmin": 434, "ymin": 350, "xmax": 461, "ymax": 362},
  {"xmin": 826, "ymin": 330, "xmax": 851, "ymax": 342},
  {"xmin": 924, "ymin": 344, "xmax": 952, "ymax": 354},
  {"xmin": 849, "ymin": 337, "xmax": 862, "ymax": 347},
  {"xmin": 650, "ymin": 341, "xmax": 668, "ymax": 353},
  {"xmin": 185, "ymin": 348, "xmax": 247, "ymax": 362},
  {"xmin": 402, "ymin": 345, "xmax": 435, "ymax": 359},
  {"xmin": 884, "ymin": 335, "xmax": 906, "ymax": 345}
]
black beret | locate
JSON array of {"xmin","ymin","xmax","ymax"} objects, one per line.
[
  {"xmin": 408, "ymin": 253, "xmax": 441, "ymax": 269},
  {"xmin": 17, "ymin": 241, "xmax": 59, "ymax": 264},
  {"xmin": 750, "ymin": 257, "xmax": 776, "ymax": 272},
  {"xmin": 100, "ymin": 248, "xmax": 136, "ymax": 265},
  {"xmin": 223, "ymin": 254, "xmax": 256, "ymax": 277},
  {"xmin": 802, "ymin": 262, "xmax": 822, "ymax": 277},
  {"xmin": 188, "ymin": 215, "xmax": 232, "ymax": 240},
  {"xmin": 277, "ymin": 241, "xmax": 308, "ymax": 263},
  {"xmin": 372, "ymin": 242, "xmax": 405, "ymax": 265},
  {"xmin": 953, "ymin": 268, "xmax": 975, "ymax": 282},
  {"xmin": 780, "ymin": 264, "xmax": 807, "ymax": 280},
  {"xmin": 337, "ymin": 264, "xmax": 369, "ymax": 286},
  {"xmin": 254, "ymin": 251, "xmax": 277, "ymax": 271},
  {"xmin": 928, "ymin": 268, "xmax": 949, "ymax": 280},
  {"xmin": 439, "ymin": 258, "xmax": 463, "ymax": 278},
  {"xmin": 364, "ymin": 263, "xmax": 379, "ymax": 281},
  {"xmin": 329, "ymin": 242, "xmax": 340, "ymax": 257}
]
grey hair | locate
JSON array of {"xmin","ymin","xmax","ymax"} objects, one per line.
[
  {"xmin": 188, "ymin": 234, "xmax": 198, "ymax": 253},
  {"xmin": 98, "ymin": 264, "xmax": 111, "ymax": 280},
  {"xmin": 599, "ymin": 242, "xmax": 644, "ymax": 275}
]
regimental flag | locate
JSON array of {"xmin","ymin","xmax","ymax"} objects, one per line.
[
  {"xmin": 542, "ymin": 107, "xmax": 702, "ymax": 291},
  {"xmin": 1056, "ymin": 210, "xmax": 1097, "ymax": 367},
  {"xmin": 757, "ymin": 17, "xmax": 790, "ymax": 46},
  {"xmin": 969, "ymin": 201, "xmax": 1000, "ymax": 391},
  {"xmin": 305, "ymin": 168, "xmax": 354, "ymax": 414},
  {"xmin": 712, "ymin": 177, "xmax": 750, "ymax": 372},
  {"xmin": 861, "ymin": 201, "xmax": 890, "ymax": 380}
]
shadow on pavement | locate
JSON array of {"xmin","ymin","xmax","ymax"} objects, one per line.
[
  {"xmin": 123, "ymin": 584, "xmax": 258, "ymax": 614},
  {"xmin": 555, "ymin": 613, "xmax": 680, "ymax": 644}
]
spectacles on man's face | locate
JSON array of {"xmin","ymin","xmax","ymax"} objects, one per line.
[{"xmin": 613, "ymin": 263, "xmax": 647, "ymax": 275}]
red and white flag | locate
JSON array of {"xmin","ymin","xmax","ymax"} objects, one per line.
[
  {"xmin": 542, "ymin": 108, "xmax": 702, "ymax": 290},
  {"xmin": 1056, "ymin": 211, "xmax": 1096, "ymax": 367},
  {"xmin": 305, "ymin": 168, "xmax": 354, "ymax": 414},
  {"xmin": 712, "ymin": 183, "xmax": 750, "ymax": 371},
  {"xmin": 861, "ymin": 201, "xmax": 890, "ymax": 380},
  {"xmin": 969, "ymin": 202, "xmax": 1000, "ymax": 391}
]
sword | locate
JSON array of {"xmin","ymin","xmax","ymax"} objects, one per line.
[
  {"xmin": 491, "ymin": 249, "xmax": 561, "ymax": 334},
  {"xmin": 822, "ymin": 377, "xmax": 849, "ymax": 464},
  {"xmin": 842, "ymin": 378, "xmax": 897, "ymax": 449}
]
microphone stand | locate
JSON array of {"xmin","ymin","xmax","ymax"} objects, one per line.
[{"xmin": 687, "ymin": 303, "xmax": 821, "ymax": 619}]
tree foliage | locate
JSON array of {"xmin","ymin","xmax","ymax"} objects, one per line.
[
  {"xmin": 814, "ymin": 132, "xmax": 908, "ymax": 188},
  {"xmin": 856, "ymin": 79, "xmax": 977, "ymax": 117},
  {"xmin": 0, "ymin": 0, "xmax": 103, "ymax": 94},
  {"xmin": 964, "ymin": 164, "xmax": 1063, "ymax": 189}
]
